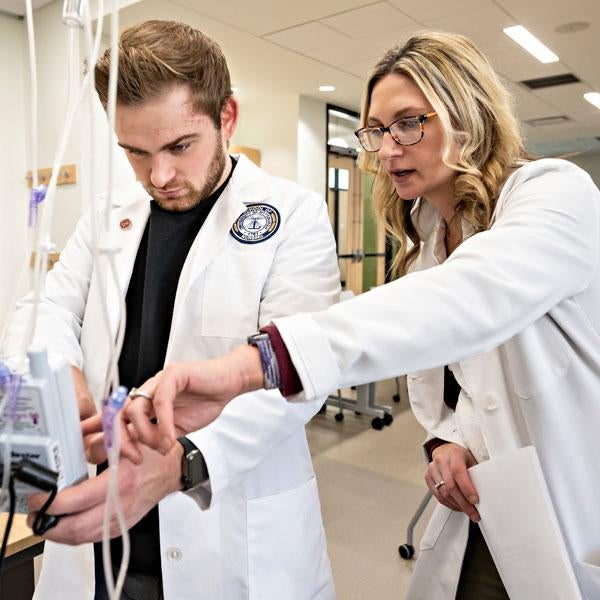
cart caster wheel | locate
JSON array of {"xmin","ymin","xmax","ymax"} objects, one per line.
[
  {"xmin": 383, "ymin": 413, "xmax": 394, "ymax": 426},
  {"xmin": 335, "ymin": 413, "xmax": 344, "ymax": 422},
  {"xmin": 393, "ymin": 393, "xmax": 401, "ymax": 403},
  {"xmin": 399, "ymin": 544, "xmax": 415, "ymax": 560},
  {"xmin": 371, "ymin": 417, "xmax": 384, "ymax": 430},
  {"xmin": 354, "ymin": 411, "xmax": 362, "ymax": 416}
]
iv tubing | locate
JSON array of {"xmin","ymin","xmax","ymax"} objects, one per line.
[{"xmin": 81, "ymin": 1, "xmax": 131, "ymax": 597}]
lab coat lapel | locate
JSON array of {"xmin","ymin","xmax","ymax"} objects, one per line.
[
  {"xmin": 101, "ymin": 188, "xmax": 151, "ymax": 342},
  {"xmin": 166, "ymin": 156, "xmax": 266, "ymax": 359}
]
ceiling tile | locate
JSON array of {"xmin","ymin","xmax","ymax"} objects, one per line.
[
  {"xmin": 508, "ymin": 83, "xmax": 564, "ymax": 121},
  {"xmin": 358, "ymin": 24, "xmax": 426, "ymax": 54},
  {"xmin": 168, "ymin": 0, "xmax": 374, "ymax": 36},
  {"xmin": 388, "ymin": 0, "xmax": 492, "ymax": 23},
  {"xmin": 519, "ymin": 10, "xmax": 600, "ymax": 89},
  {"xmin": 263, "ymin": 22, "xmax": 352, "ymax": 53},
  {"xmin": 321, "ymin": 2, "xmax": 415, "ymax": 39},
  {"xmin": 340, "ymin": 57, "xmax": 381, "ymax": 78},
  {"xmin": 494, "ymin": 0, "xmax": 600, "ymax": 25},
  {"xmin": 303, "ymin": 37, "xmax": 383, "ymax": 67},
  {"xmin": 425, "ymin": 4, "xmax": 515, "ymax": 35},
  {"xmin": 474, "ymin": 32, "xmax": 571, "ymax": 83},
  {"xmin": 532, "ymin": 82, "xmax": 600, "ymax": 123},
  {"xmin": 524, "ymin": 121, "xmax": 600, "ymax": 146}
]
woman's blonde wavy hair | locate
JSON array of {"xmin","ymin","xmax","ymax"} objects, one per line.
[{"xmin": 358, "ymin": 31, "xmax": 529, "ymax": 276}]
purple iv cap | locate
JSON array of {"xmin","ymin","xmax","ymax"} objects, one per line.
[
  {"xmin": 28, "ymin": 184, "xmax": 47, "ymax": 228},
  {"xmin": 103, "ymin": 386, "xmax": 128, "ymax": 450},
  {"xmin": 5, "ymin": 373, "xmax": 22, "ymax": 422},
  {"xmin": 0, "ymin": 363, "xmax": 11, "ymax": 389},
  {"xmin": 109, "ymin": 386, "xmax": 128, "ymax": 410}
]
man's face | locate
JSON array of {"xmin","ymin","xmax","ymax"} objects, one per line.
[{"xmin": 116, "ymin": 85, "xmax": 237, "ymax": 212}]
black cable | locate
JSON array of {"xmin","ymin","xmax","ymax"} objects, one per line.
[
  {"xmin": 32, "ymin": 486, "xmax": 58, "ymax": 536},
  {"xmin": 0, "ymin": 477, "xmax": 16, "ymax": 572}
]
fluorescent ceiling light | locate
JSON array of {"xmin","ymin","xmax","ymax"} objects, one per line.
[
  {"xmin": 584, "ymin": 92, "xmax": 600, "ymax": 110},
  {"xmin": 503, "ymin": 26, "xmax": 559, "ymax": 63},
  {"xmin": 319, "ymin": 85, "xmax": 335, "ymax": 92}
]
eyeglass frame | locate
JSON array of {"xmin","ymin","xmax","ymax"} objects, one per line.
[{"xmin": 354, "ymin": 112, "xmax": 438, "ymax": 152}]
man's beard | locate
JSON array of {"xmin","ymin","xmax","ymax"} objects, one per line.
[{"xmin": 147, "ymin": 145, "xmax": 227, "ymax": 213}]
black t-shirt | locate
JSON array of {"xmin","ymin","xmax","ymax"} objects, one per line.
[{"xmin": 94, "ymin": 159, "xmax": 236, "ymax": 595}]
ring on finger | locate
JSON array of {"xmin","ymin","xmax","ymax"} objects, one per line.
[
  {"xmin": 434, "ymin": 480, "xmax": 445, "ymax": 490},
  {"xmin": 129, "ymin": 387, "xmax": 152, "ymax": 401}
]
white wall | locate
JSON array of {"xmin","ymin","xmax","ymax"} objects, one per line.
[
  {"xmin": 34, "ymin": 0, "xmax": 134, "ymax": 250},
  {"xmin": 233, "ymin": 94, "xmax": 328, "ymax": 199},
  {"xmin": 0, "ymin": 1, "xmax": 135, "ymax": 334},
  {"xmin": 33, "ymin": 0, "xmax": 86, "ymax": 248},
  {"xmin": 0, "ymin": 15, "xmax": 29, "ymax": 332},
  {"xmin": 298, "ymin": 95, "xmax": 327, "ymax": 197},
  {"xmin": 233, "ymin": 94, "xmax": 299, "ymax": 182}
]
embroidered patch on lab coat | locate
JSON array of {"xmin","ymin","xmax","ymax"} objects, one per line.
[{"xmin": 230, "ymin": 203, "xmax": 281, "ymax": 244}]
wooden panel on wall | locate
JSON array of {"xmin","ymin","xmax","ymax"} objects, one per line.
[{"xmin": 230, "ymin": 146, "xmax": 261, "ymax": 166}]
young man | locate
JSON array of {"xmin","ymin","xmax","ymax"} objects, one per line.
[{"xmin": 5, "ymin": 20, "xmax": 339, "ymax": 600}]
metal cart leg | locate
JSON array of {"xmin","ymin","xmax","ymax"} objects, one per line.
[
  {"xmin": 393, "ymin": 376, "xmax": 401, "ymax": 403},
  {"xmin": 399, "ymin": 490, "xmax": 433, "ymax": 560}
]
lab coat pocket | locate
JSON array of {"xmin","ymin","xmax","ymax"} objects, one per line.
[
  {"xmin": 576, "ymin": 559, "xmax": 600, "ymax": 599},
  {"xmin": 201, "ymin": 249, "xmax": 273, "ymax": 339},
  {"xmin": 504, "ymin": 315, "xmax": 571, "ymax": 399},
  {"xmin": 246, "ymin": 476, "xmax": 333, "ymax": 600},
  {"xmin": 419, "ymin": 504, "xmax": 453, "ymax": 550}
]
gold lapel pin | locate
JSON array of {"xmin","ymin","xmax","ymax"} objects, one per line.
[{"xmin": 119, "ymin": 218, "xmax": 132, "ymax": 230}]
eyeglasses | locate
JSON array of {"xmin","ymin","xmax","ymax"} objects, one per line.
[{"xmin": 355, "ymin": 112, "xmax": 438, "ymax": 152}]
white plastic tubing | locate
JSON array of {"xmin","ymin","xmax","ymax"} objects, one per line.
[{"xmin": 14, "ymin": 1, "xmax": 131, "ymax": 598}]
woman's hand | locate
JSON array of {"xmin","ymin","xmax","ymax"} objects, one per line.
[
  {"xmin": 123, "ymin": 345, "xmax": 264, "ymax": 454},
  {"xmin": 425, "ymin": 442, "xmax": 480, "ymax": 522}
]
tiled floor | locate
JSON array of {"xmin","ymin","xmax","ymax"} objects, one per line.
[{"xmin": 307, "ymin": 379, "xmax": 435, "ymax": 600}]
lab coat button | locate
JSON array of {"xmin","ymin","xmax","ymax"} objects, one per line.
[
  {"xmin": 482, "ymin": 394, "xmax": 499, "ymax": 412},
  {"xmin": 166, "ymin": 547, "xmax": 182, "ymax": 561}
]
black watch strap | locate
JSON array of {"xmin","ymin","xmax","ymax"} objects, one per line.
[{"xmin": 177, "ymin": 437, "xmax": 209, "ymax": 491}]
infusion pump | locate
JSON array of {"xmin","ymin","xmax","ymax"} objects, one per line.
[{"xmin": 0, "ymin": 349, "xmax": 88, "ymax": 512}]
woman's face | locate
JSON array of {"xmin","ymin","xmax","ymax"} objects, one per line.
[{"xmin": 368, "ymin": 73, "xmax": 457, "ymax": 209}]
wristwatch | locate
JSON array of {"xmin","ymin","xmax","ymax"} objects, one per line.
[
  {"xmin": 247, "ymin": 332, "xmax": 281, "ymax": 391},
  {"xmin": 177, "ymin": 437, "xmax": 209, "ymax": 491}
]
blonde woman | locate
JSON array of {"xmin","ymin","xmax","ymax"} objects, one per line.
[{"xmin": 33, "ymin": 32, "xmax": 600, "ymax": 600}]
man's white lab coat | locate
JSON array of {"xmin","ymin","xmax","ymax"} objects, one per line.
[{"xmin": 5, "ymin": 155, "xmax": 340, "ymax": 599}]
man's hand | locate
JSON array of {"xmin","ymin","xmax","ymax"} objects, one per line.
[
  {"xmin": 124, "ymin": 345, "xmax": 264, "ymax": 454},
  {"xmin": 80, "ymin": 414, "xmax": 143, "ymax": 466},
  {"xmin": 425, "ymin": 442, "xmax": 480, "ymax": 522},
  {"xmin": 70, "ymin": 366, "xmax": 97, "ymax": 420},
  {"xmin": 26, "ymin": 443, "xmax": 183, "ymax": 544}
]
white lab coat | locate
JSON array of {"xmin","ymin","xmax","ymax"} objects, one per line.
[
  {"xmin": 5, "ymin": 154, "xmax": 340, "ymax": 599},
  {"xmin": 275, "ymin": 159, "xmax": 600, "ymax": 599}
]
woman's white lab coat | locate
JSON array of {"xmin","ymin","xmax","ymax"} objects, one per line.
[
  {"xmin": 5, "ymin": 155, "xmax": 340, "ymax": 599},
  {"xmin": 276, "ymin": 159, "xmax": 600, "ymax": 599}
]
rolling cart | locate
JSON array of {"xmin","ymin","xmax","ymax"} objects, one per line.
[{"xmin": 326, "ymin": 382, "xmax": 394, "ymax": 430}]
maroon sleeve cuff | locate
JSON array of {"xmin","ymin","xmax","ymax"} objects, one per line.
[
  {"xmin": 260, "ymin": 324, "xmax": 303, "ymax": 397},
  {"xmin": 424, "ymin": 438, "xmax": 450, "ymax": 462}
]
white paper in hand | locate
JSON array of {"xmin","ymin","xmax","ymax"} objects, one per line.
[{"xmin": 469, "ymin": 445, "xmax": 581, "ymax": 600}]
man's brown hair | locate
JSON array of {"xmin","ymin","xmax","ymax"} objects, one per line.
[{"xmin": 95, "ymin": 20, "xmax": 232, "ymax": 127}]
